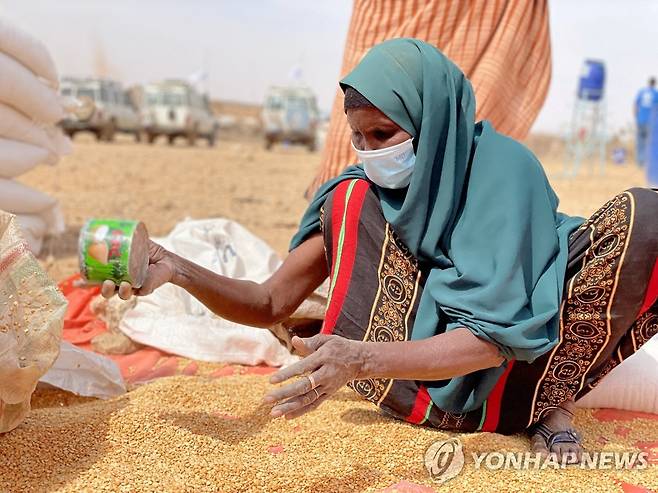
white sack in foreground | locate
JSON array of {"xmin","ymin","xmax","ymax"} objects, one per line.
[
  {"xmin": 577, "ymin": 334, "xmax": 658, "ymax": 414},
  {"xmin": 39, "ymin": 341, "xmax": 126, "ymax": 399},
  {"xmin": 120, "ymin": 218, "xmax": 299, "ymax": 366}
]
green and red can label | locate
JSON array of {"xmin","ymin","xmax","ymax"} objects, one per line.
[{"xmin": 79, "ymin": 219, "xmax": 141, "ymax": 285}]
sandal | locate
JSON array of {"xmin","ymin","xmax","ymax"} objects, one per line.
[{"xmin": 530, "ymin": 422, "xmax": 583, "ymax": 460}]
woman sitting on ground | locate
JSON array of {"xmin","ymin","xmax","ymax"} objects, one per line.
[{"xmin": 103, "ymin": 39, "xmax": 658, "ymax": 463}]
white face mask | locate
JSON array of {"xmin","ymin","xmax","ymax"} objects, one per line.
[{"xmin": 352, "ymin": 138, "xmax": 416, "ymax": 189}]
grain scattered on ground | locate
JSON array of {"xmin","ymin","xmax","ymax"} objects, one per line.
[{"xmin": 3, "ymin": 376, "xmax": 655, "ymax": 493}]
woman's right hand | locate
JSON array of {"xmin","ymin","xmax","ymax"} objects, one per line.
[{"xmin": 101, "ymin": 239, "xmax": 177, "ymax": 300}]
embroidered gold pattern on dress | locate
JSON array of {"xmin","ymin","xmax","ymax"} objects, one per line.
[
  {"xmin": 349, "ymin": 224, "xmax": 421, "ymax": 405},
  {"xmin": 585, "ymin": 307, "xmax": 658, "ymax": 391},
  {"xmin": 530, "ymin": 193, "xmax": 632, "ymax": 423},
  {"xmin": 632, "ymin": 310, "xmax": 658, "ymax": 349}
]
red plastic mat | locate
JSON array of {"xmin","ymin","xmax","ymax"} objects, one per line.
[{"xmin": 58, "ymin": 274, "xmax": 275, "ymax": 384}]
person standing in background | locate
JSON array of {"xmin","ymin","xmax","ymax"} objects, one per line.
[
  {"xmin": 635, "ymin": 77, "xmax": 657, "ymax": 166},
  {"xmin": 306, "ymin": 0, "xmax": 552, "ymax": 197}
]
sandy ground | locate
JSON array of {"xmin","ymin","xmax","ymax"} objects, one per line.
[
  {"xmin": 22, "ymin": 135, "xmax": 318, "ymax": 281},
  {"xmin": 20, "ymin": 134, "xmax": 647, "ymax": 283}
]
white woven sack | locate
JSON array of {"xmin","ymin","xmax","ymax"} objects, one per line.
[
  {"xmin": 0, "ymin": 52, "xmax": 63, "ymax": 124},
  {"xmin": 0, "ymin": 17, "xmax": 58, "ymax": 87},
  {"xmin": 0, "ymin": 179, "xmax": 64, "ymax": 236},
  {"xmin": 0, "ymin": 103, "xmax": 70, "ymax": 158},
  {"xmin": 14, "ymin": 214, "xmax": 47, "ymax": 254},
  {"xmin": 0, "ymin": 139, "xmax": 52, "ymax": 178}
]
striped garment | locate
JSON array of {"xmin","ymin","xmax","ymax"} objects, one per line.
[
  {"xmin": 319, "ymin": 178, "xmax": 658, "ymax": 433},
  {"xmin": 308, "ymin": 0, "xmax": 551, "ymax": 196}
]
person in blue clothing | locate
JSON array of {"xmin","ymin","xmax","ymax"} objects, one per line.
[{"xmin": 635, "ymin": 77, "xmax": 657, "ymax": 166}]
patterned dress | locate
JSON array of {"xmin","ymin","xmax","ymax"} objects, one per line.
[{"xmin": 318, "ymin": 179, "xmax": 658, "ymax": 433}]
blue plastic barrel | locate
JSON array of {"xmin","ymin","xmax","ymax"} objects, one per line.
[{"xmin": 577, "ymin": 60, "xmax": 606, "ymax": 101}]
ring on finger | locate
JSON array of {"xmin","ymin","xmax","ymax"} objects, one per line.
[
  {"xmin": 307, "ymin": 374, "xmax": 318, "ymax": 390},
  {"xmin": 312, "ymin": 388, "xmax": 320, "ymax": 400}
]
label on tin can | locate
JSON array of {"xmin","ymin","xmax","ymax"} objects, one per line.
[{"xmin": 79, "ymin": 219, "xmax": 140, "ymax": 285}]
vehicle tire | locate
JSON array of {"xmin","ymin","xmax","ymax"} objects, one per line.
[
  {"xmin": 307, "ymin": 138, "xmax": 317, "ymax": 152},
  {"xmin": 187, "ymin": 127, "xmax": 198, "ymax": 147},
  {"xmin": 134, "ymin": 131, "xmax": 142, "ymax": 143},
  {"xmin": 207, "ymin": 132, "xmax": 216, "ymax": 147},
  {"xmin": 101, "ymin": 120, "xmax": 116, "ymax": 142},
  {"xmin": 65, "ymin": 130, "xmax": 76, "ymax": 139},
  {"xmin": 147, "ymin": 132, "xmax": 157, "ymax": 144},
  {"xmin": 168, "ymin": 135, "xmax": 176, "ymax": 146},
  {"xmin": 265, "ymin": 138, "xmax": 274, "ymax": 150},
  {"xmin": 95, "ymin": 129, "xmax": 103, "ymax": 141}
]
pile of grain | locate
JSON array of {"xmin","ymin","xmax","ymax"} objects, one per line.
[{"xmin": 1, "ymin": 375, "xmax": 655, "ymax": 493}]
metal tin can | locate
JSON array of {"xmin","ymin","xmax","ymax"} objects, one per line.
[{"xmin": 78, "ymin": 219, "xmax": 149, "ymax": 287}]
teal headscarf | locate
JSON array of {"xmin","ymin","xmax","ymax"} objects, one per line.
[{"xmin": 290, "ymin": 39, "xmax": 583, "ymax": 413}]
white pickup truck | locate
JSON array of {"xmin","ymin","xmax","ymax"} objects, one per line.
[{"xmin": 142, "ymin": 80, "xmax": 218, "ymax": 146}]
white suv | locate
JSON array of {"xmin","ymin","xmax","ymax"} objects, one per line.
[
  {"xmin": 142, "ymin": 80, "xmax": 218, "ymax": 146},
  {"xmin": 60, "ymin": 78, "xmax": 141, "ymax": 141},
  {"xmin": 262, "ymin": 86, "xmax": 319, "ymax": 151}
]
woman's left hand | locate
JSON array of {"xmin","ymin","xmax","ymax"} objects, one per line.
[{"xmin": 263, "ymin": 334, "xmax": 366, "ymax": 419}]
